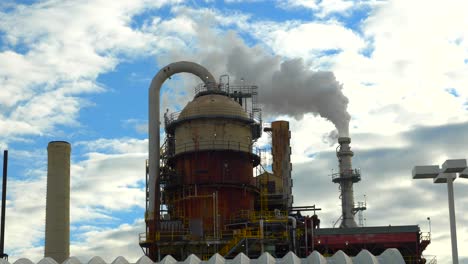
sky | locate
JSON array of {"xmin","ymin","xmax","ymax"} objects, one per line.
[{"xmin": 1, "ymin": 0, "xmax": 468, "ymax": 263}]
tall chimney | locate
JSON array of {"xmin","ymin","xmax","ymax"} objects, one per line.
[
  {"xmin": 45, "ymin": 141, "xmax": 71, "ymax": 262},
  {"xmin": 270, "ymin": 121, "xmax": 293, "ymax": 210},
  {"xmin": 332, "ymin": 137, "xmax": 360, "ymax": 228}
]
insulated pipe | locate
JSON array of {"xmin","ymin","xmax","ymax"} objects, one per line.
[
  {"xmin": 259, "ymin": 219, "xmax": 264, "ymax": 253},
  {"xmin": 148, "ymin": 61, "xmax": 215, "ymax": 259},
  {"xmin": 304, "ymin": 217, "xmax": 308, "ymax": 255},
  {"xmin": 288, "ymin": 216, "xmax": 297, "ymax": 253}
]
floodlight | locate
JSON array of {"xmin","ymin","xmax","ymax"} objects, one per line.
[
  {"xmin": 434, "ymin": 173, "xmax": 456, "ymax": 184},
  {"xmin": 412, "ymin": 165, "xmax": 440, "ymax": 179},
  {"xmin": 442, "ymin": 159, "xmax": 467, "ymax": 173},
  {"xmin": 460, "ymin": 167, "xmax": 468, "ymax": 179}
]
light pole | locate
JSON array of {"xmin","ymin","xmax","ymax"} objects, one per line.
[{"xmin": 412, "ymin": 159, "xmax": 468, "ymax": 264}]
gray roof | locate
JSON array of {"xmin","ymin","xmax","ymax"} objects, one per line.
[
  {"xmin": 1, "ymin": 249, "xmax": 405, "ymax": 264},
  {"xmin": 315, "ymin": 225, "xmax": 420, "ymax": 235}
]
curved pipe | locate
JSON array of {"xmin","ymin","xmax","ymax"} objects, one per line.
[{"xmin": 148, "ymin": 61, "xmax": 216, "ymax": 224}]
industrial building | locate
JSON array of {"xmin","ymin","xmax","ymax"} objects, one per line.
[{"xmin": 139, "ymin": 62, "xmax": 431, "ymax": 263}]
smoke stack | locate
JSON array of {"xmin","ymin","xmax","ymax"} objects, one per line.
[
  {"xmin": 268, "ymin": 121, "xmax": 293, "ymax": 210},
  {"xmin": 45, "ymin": 141, "xmax": 71, "ymax": 262},
  {"xmin": 332, "ymin": 137, "xmax": 360, "ymax": 228},
  {"xmin": 1, "ymin": 150, "xmax": 8, "ymax": 259}
]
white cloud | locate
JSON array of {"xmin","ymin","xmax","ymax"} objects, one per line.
[
  {"xmin": 122, "ymin": 119, "xmax": 148, "ymax": 134},
  {"xmin": 0, "ymin": 0, "xmax": 184, "ymax": 143},
  {"xmin": 70, "ymin": 219, "xmax": 145, "ymax": 263},
  {"xmin": 291, "ymin": 122, "xmax": 468, "ymax": 263},
  {"xmin": 3, "ymin": 0, "xmax": 468, "ymax": 262},
  {"xmin": 71, "ymin": 138, "xmax": 147, "ymax": 217},
  {"xmin": 4, "ymin": 137, "xmax": 147, "ymax": 261},
  {"xmin": 316, "ymin": 0, "xmax": 354, "ymax": 16},
  {"xmin": 76, "ymin": 138, "xmax": 147, "ymax": 154},
  {"xmin": 225, "ymin": 0, "xmax": 264, "ymax": 3},
  {"xmin": 277, "ymin": 0, "xmax": 319, "ymax": 10},
  {"xmin": 277, "ymin": 0, "xmax": 383, "ymax": 18},
  {"xmin": 5, "ymin": 175, "xmax": 47, "ymax": 259},
  {"xmin": 254, "ymin": 21, "xmax": 366, "ymax": 59},
  {"xmin": 330, "ymin": 0, "xmax": 468, "ymax": 137}
]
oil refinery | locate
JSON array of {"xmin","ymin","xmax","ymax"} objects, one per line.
[
  {"xmin": 136, "ymin": 61, "xmax": 431, "ymax": 263},
  {"xmin": 0, "ymin": 61, "xmax": 432, "ymax": 264}
]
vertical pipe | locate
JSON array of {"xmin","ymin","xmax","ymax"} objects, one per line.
[
  {"xmin": 311, "ymin": 218, "xmax": 314, "ymax": 252},
  {"xmin": 259, "ymin": 219, "xmax": 264, "ymax": 253},
  {"xmin": 1, "ymin": 150, "xmax": 8, "ymax": 258},
  {"xmin": 45, "ymin": 141, "xmax": 71, "ymax": 263},
  {"xmin": 246, "ymin": 238, "xmax": 249, "ymax": 256},
  {"xmin": 447, "ymin": 176, "xmax": 459, "ymax": 264},
  {"xmin": 288, "ymin": 216, "xmax": 297, "ymax": 253},
  {"xmin": 213, "ymin": 192, "xmax": 216, "ymax": 238},
  {"xmin": 215, "ymin": 191, "xmax": 219, "ymax": 240},
  {"xmin": 304, "ymin": 217, "xmax": 308, "ymax": 256}
]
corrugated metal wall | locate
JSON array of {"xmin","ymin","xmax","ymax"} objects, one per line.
[{"xmin": 5, "ymin": 249, "xmax": 405, "ymax": 264}]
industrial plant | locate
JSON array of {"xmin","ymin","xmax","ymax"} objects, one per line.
[
  {"xmin": 0, "ymin": 61, "xmax": 431, "ymax": 264},
  {"xmin": 137, "ymin": 62, "xmax": 431, "ymax": 263}
]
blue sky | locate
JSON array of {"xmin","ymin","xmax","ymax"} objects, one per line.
[{"xmin": 1, "ymin": 0, "xmax": 468, "ymax": 263}]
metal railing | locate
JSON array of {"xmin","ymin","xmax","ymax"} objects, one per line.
[
  {"xmin": 424, "ymin": 255, "xmax": 437, "ymax": 264},
  {"xmin": 173, "ymin": 140, "xmax": 261, "ymax": 155},
  {"xmin": 164, "ymin": 81, "xmax": 262, "ymax": 128},
  {"xmin": 164, "ymin": 106, "xmax": 261, "ymax": 127},
  {"xmin": 421, "ymin": 232, "xmax": 431, "ymax": 242},
  {"xmin": 194, "ymin": 82, "xmax": 258, "ymax": 96},
  {"xmin": 139, "ymin": 232, "xmax": 147, "ymax": 243},
  {"xmin": 331, "ymin": 169, "xmax": 361, "ymax": 182},
  {"xmin": 230, "ymin": 209, "xmax": 288, "ymax": 223}
]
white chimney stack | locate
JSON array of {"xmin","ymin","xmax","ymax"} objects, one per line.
[
  {"xmin": 333, "ymin": 137, "xmax": 360, "ymax": 228},
  {"xmin": 45, "ymin": 141, "xmax": 71, "ymax": 262}
]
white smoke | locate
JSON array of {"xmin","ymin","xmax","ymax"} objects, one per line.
[
  {"xmin": 322, "ymin": 129, "xmax": 340, "ymax": 146},
  {"xmin": 225, "ymin": 50, "xmax": 351, "ymax": 136},
  {"xmin": 158, "ymin": 9, "xmax": 351, "ymax": 136}
]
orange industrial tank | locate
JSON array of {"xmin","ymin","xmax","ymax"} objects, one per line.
[{"xmin": 163, "ymin": 90, "xmax": 261, "ymax": 238}]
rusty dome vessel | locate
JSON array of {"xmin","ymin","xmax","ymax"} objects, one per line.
[{"xmin": 162, "ymin": 87, "xmax": 262, "ymax": 238}]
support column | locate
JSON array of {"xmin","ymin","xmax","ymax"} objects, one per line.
[{"xmin": 447, "ymin": 176, "xmax": 459, "ymax": 264}]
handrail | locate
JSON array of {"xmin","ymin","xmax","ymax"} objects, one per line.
[
  {"xmin": 331, "ymin": 169, "xmax": 361, "ymax": 181},
  {"xmin": 421, "ymin": 232, "xmax": 431, "ymax": 242},
  {"xmin": 164, "ymin": 106, "xmax": 262, "ymax": 127},
  {"xmin": 424, "ymin": 255, "xmax": 437, "ymax": 264},
  {"xmin": 230, "ymin": 209, "xmax": 289, "ymax": 223},
  {"xmin": 173, "ymin": 140, "xmax": 261, "ymax": 155},
  {"xmin": 194, "ymin": 82, "xmax": 258, "ymax": 96}
]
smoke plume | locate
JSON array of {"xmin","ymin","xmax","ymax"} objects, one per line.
[
  {"xmin": 265, "ymin": 59, "xmax": 350, "ymax": 137},
  {"xmin": 322, "ymin": 130, "xmax": 340, "ymax": 146},
  {"xmin": 224, "ymin": 46, "xmax": 350, "ymax": 137},
  {"xmin": 160, "ymin": 10, "xmax": 351, "ymax": 136}
]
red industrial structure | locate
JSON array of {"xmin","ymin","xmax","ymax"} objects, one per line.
[
  {"xmin": 310, "ymin": 224, "xmax": 431, "ymax": 262},
  {"xmin": 161, "ymin": 86, "xmax": 262, "ymax": 240},
  {"xmin": 140, "ymin": 62, "xmax": 432, "ymax": 263}
]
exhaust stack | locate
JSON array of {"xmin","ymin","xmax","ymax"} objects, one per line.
[
  {"xmin": 45, "ymin": 141, "xmax": 71, "ymax": 262},
  {"xmin": 332, "ymin": 137, "xmax": 360, "ymax": 228}
]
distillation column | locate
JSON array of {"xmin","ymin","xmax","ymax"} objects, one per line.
[
  {"xmin": 333, "ymin": 137, "xmax": 360, "ymax": 228},
  {"xmin": 164, "ymin": 91, "xmax": 260, "ymax": 239}
]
